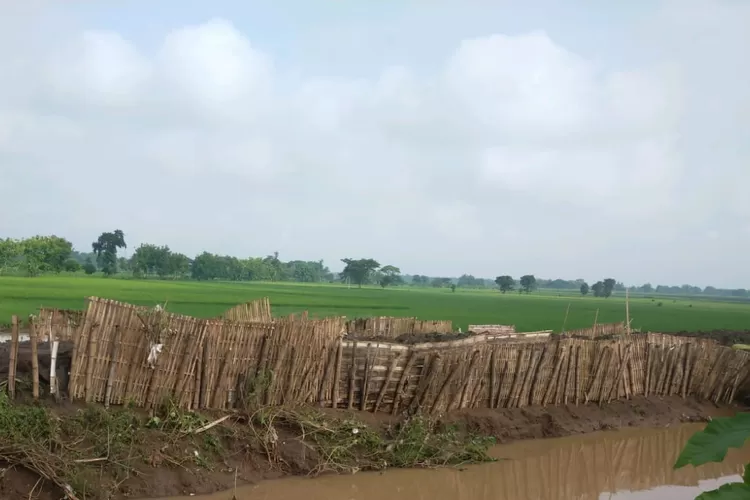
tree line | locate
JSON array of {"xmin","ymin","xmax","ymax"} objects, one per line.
[{"xmin": 1, "ymin": 232, "xmax": 748, "ymax": 297}]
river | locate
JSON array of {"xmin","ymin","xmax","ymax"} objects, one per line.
[{"xmin": 148, "ymin": 423, "xmax": 750, "ymax": 500}]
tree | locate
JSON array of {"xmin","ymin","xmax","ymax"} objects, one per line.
[
  {"xmin": 603, "ymin": 278, "xmax": 616, "ymax": 298},
  {"xmin": 83, "ymin": 258, "xmax": 97, "ymax": 275},
  {"xmin": 430, "ymin": 277, "xmax": 452, "ymax": 288},
  {"xmin": 22, "ymin": 235, "xmax": 73, "ymax": 276},
  {"xmin": 132, "ymin": 244, "xmax": 171, "ymax": 276},
  {"xmin": 580, "ymin": 282, "xmax": 589, "ymax": 296},
  {"xmin": 450, "ymin": 284, "xmax": 456, "ymax": 293},
  {"xmin": 379, "ymin": 265, "xmax": 403, "ymax": 288},
  {"xmin": 520, "ymin": 275, "xmax": 537, "ymax": 294},
  {"xmin": 591, "ymin": 281, "xmax": 605, "ymax": 297},
  {"xmin": 340, "ymin": 258, "xmax": 380, "ymax": 288},
  {"xmin": 0, "ymin": 238, "xmax": 22, "ymax": 275},
  {"xmin": 495, "ymin": 275, "xmax": 514, "ymax": 294},
  {"xmin": 411, "ymin": 275, "xmax": 429, "ymax": 286},
  {"xmin": 639, "ymin": 283, "xmax": 654, "ymax": 293},
  {"xmin": 63, "ymin": 259, "xmax": 81, "ymax": 272},
  {"xmin": 92, "ymin": 230, "xmax": 126, "ymax": 276}
]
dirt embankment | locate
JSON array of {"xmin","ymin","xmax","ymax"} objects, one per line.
[
  {"xmin": 0, "ymin": 395, "xmax": 738, "ymax": 500},
  {"xmin": 668, "ymin": 330, "xmax": 750, "ymax": 346}
]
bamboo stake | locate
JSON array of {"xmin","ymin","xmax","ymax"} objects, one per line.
[
  {"xmin": 593, "ymin": 309, "xmax": 599, "ymax": 337},
  {"xmin": 317, "ymin": 345, "xmax": 337, "ymax": 407},
  {"xmin": 30, "ymin": 317, "xmax": 39, "ymax": 399},
  {"xmin": 585, "ymin": 346, "xmax": 607, "ymax": 403},
  {"xmin": 455, "ymin": 350, "xmax": 481, "ymax": 410},
  {"xmin": 625, "ymin": 290, "xmax": 631, "ymax": 335},
  {"xmin": 105, "ymin": 326, "xmax": 122, "ymax": 408},
  {"xmin": 360, "ymin": 344, "xmax": 373, "ymax": 411},
  {"xmin": 494, "ymin": 359, "xmax": 509, "ymax": 409},
  {"xmin": 680, "ymin": 343, "xmax": 691, "ymax": 399},
  {"xmin": 561, "ymin": 303, "xmax": 571, "ymax": 334},
  {"xmin": 644, "ymin": 342, "xmax": 652, "ymax": 397},
  {"xmin": 331, "ymin": 343, "xmax": 343, "ymax": 409},
  {"xmin": 347, "ymin": 341, "xmax": 357, "ymax": 410},
  {"xmin": 543, "ymin": 346, "xmax": 566, "ymax": 405},
  {"xmin": 489, "ymin": 349, "xmax": 497, "ymax": 408},
  {"xmin": 575, "ymin": 345, "xmax": 581, "ymax": 406},
  {"xmin": 8, "ymin": 315, "xmax": 19, "ymax": 399}
]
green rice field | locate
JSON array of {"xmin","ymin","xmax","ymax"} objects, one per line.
[{"xmin": 0, "ymin": 276, "xmax": 748, "ymax": 333}]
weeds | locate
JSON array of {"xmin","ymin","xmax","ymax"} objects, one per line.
[
  {"xmin": 249, "ymin": 407, "xmax": 495, "ymax": 475},
  {"xmin": 0, "ymin": 397, "xmax": 495, "ymax": 499}
]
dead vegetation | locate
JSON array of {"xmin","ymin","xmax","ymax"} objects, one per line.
[{"xmin": 0, "ymin": 393, "xmax": 494, "ymax": 499}]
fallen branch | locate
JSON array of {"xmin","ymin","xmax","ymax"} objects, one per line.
[{"xmin": 192, "ymin": 415, "xmax": 231, "ymax": 434}]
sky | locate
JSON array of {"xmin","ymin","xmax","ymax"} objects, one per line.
[{"xmin": 0, "ymin": 0, "xmax": 748, "ymax": 288}]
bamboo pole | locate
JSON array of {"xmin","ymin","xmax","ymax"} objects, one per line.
[
  {"xmin": 30, "ymin": 317, "xmax": 39, "ymax": 399},
  {"xmin": 625, "ymin": 290, "xmax": 631, "ymax": 335},
  {"xmin": 331, "ymin": 343, "xmax": 343, "ymax": 408},
  {"xmin": 561, "ymin": 303, "xmax": 571, "ymax": 334},
  {"xmin": 8, "ymin": 315, "xmax": 19, "ymax": 399},
  {"xmin": 105, "ymin": 326, "xmax": 122, "ymax": 408},
  {"xmin": 593, "ymin": 309, "xmax": 599, "ymax": 337},
  {"xmin": 347, "ymin": 342, "xmax": 357, "ymax": 410}
]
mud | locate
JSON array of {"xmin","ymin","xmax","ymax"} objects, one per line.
[{"xmin": 0, "ymin": 395, "xmax": 738, "ymax": 500}]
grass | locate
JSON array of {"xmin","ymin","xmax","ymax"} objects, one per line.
[{"xmin": 1, "ymin": 275, "xmax": 749, "ymax": 332}]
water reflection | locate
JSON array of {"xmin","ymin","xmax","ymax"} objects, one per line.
[{"xmin": 155, "ymin": 424, "xmax": 750, "ymax": 500}]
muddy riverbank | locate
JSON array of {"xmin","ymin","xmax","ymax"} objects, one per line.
[{"xmin": 0, "ymin": 395, "xmax": 739, "ymax": 500}]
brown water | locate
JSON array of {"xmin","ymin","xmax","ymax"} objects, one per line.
[{"xmin": 152, "ymin": 424, "xmax": 750, "ymax": 500}]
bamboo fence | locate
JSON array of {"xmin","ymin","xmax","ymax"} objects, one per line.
[
  {"xmin": 36, "ymin": 308, "xmax": 83, "ymax": 341},
  {"xmin": 222, "ymin": 297, "xmax": 272, "ymax": 322},
  {"xmin": 345, "ymin": 317, "xmax": 453, "ymax": 338},
  {"xmin": 328, "ymin": 332, "xmax": 750, "ymax": 414},
  {"xmin": 64, "ymin": 297, "xmax": 344, "ymax": 409},
  {"xmin": 5, "ymin": 298, "xmax": 750, "ymax": 416}
]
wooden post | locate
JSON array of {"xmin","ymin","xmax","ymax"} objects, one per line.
[
  {"xmin": 30, "ymin": 317, "xmax": 39, "ymax": 399},
  {"xmin": 8, "ymin": 315, "xmax": 19, "ymax": 399},
  {"xmin": 625, "ymin": 290, "xmax": 631, "ymax": 335}
]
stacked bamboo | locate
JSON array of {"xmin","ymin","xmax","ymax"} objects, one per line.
[
  {"xmin": 345, "ymin": 317, "xmax": 453, "ymax": 338},
  {"xmin": 222, "ymin": 297, "xmax": 273, "ymax": 323},
  {"xmin": 566, "ymin": 322, "xmax": 626, "ymax": 339}
]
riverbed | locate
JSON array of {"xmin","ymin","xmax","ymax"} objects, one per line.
[{"xmin": 147, "ymin": 422, "xmax": 750, "ymax": 500}]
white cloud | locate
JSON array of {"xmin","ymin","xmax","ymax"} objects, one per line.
[{"xmin": 0, "ymin": 1, "xmax": 748, "ymax": 287}]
